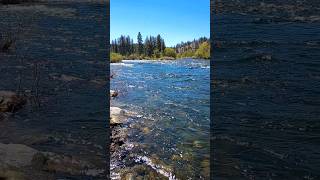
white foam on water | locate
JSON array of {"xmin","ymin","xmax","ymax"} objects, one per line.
[
  {"xmin": 122, "ymin": 60, "xmax": 154, "ymax": 63},
  {"xmin": 134, "ymin": 155, "xmax": 177, "ymax": 180},
  {"xmin": 201, "ymin": 65, "xmax": 210, "ymax": 69},
  {"xmin": 111, "ymin": 63, "xmax": 134, "ymax": 67}
]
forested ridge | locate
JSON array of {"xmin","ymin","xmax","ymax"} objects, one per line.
[{"xmin": 111, "ymin": 32, "xmax": 210, "ymax": 62}]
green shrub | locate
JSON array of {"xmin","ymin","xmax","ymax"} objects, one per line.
[
  {"xmin": 128, "ymin": 53, "xmax": 139, "ymax": 60},
  {"xmin": 177, "ymin": 50, "xmax": 195, "ymax": 59},
  {"xmin": 164, "ymin": 48, "xmax": 176, "ymax": 59},
  {"xmin": 195, "ymin": 42, "xmax": 210, "ymax": 59},
  {"xmin": 110, "ymin": 52, "xmax": 123, "ymax": 63}
]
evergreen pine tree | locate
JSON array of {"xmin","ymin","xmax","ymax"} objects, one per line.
[{"xmin": 137, "ymin": 32, "xmax": 143, "ymax": 55}]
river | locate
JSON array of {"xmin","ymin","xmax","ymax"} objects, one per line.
[{"xmin": 110, "ymin": 59, "xmax": 210, "ymax": 179}]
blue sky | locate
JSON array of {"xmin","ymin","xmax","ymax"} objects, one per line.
[{"xmin": 111, "ymin": 0, "xmax": 210, "ymax": 47}]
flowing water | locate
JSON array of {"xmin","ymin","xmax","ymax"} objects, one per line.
[
  {"xmin": 213, "ymin": 1, "xmax": 320, "ymax": 179},
  {"xmin": 110, "ymin": 59, "xmax": 210, "ymax": 179}
]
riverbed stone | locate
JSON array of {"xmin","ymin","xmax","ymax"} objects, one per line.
[
  {"xmin": 181, "ymin": 152, "xmax": 194, "ymax": 162},
  {"xmin": 200, "ymin": 159, "xmax": 210, "ymax": 178},
  {"xmin": 43, "ymin": 153, "xmax": 97, "ymax": 176},
  {"xmin": 0, "ymin": 143, "xmax": 38, "ymax": 167},
  {"xmin": 124, "ymin": 172, "xmax": 134, "ymax": 180},
  {"xmin": 120, "ymin": 165, "xmax": 168, "ymax": 180},
  {"xmin": 0, "ymin": 91, "xmax": 26, "ymax": 113},
  {"xmin": 110, "ymin": 107, "xmax": 125, "ymax": 125},
  {"xmin": 171, "ymin": 154, "xmax": 182, "ymax": 161},
  {"xmin": 110, "ymin": 90, "xmax": 118, "ymax": 97},
  {"xmin": 192, "ymin": 140, "xmax": 203, "ymax": 148},
  {"xmin": 110, "ymin": 127, "xmax": 128, "ymax": 152},
  {"xmin": 141, "ymin": 127, "xmax": 150, "ymax": 134},
  {"xmin": 110, "ymin": 107, "xmax": 124, "ymax": 116}
]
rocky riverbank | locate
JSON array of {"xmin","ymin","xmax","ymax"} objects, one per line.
[
  {"xmin": 109, "ymin": 106, "xmax": 171, "ymax": 180},
  {"xmin": 0, "ymin": 142, "xmax": 105, "ymax": 179},
  {"xmin": 0, "ymin": 90, "xmax": 105, "ymax": 179},
  {"xmin": 110, "ymin": 79, "xmax": 172, "ymax": 179}
]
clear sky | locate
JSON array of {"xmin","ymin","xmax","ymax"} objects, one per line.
[{"xmin": 111, "ymin": 0, "xmax": 210, "ymax": 47}]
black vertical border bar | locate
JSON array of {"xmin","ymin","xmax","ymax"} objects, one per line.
[
  {"xmin": 106, "ymin": 0, "xmax": 110, "ymax": 179},
  {"xmin": 210, "ymin": 0, "xmax": 214, "ymax": 179}
]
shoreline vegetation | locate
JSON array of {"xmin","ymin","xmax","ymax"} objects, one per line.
[{"xmin": 111, "ymin": 32, "xmax": 210, "ymax": 63}]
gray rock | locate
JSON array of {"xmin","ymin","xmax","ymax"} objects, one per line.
[
  {"xmin": 0, "ymin": 143, "xmax": 38, "ymax": 167},
  {"xmin": 110, "ymin": 107, "xmax": 125, "ymax": 125},
  {"xmin": 42, "ymin": 152, "xmax": 103, "ymax": 176},
  {"xmin": 110, "ymin": 127, "xmax": 128, "ymax": 153},
  {"xmin": 110, "ymin": 90, "xmax": 118, "ymax": 97}
]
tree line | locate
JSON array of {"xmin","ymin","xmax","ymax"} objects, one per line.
[
  {"xmin": 111, "ymin": 32, "xmax": 210, "ymax": 62},
  {"xmin": 111, "ymin": 33, "xmax": 166, "ymax": 57}
]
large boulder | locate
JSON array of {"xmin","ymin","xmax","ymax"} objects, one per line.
[
  {"xmin": 0, "ymin": 143, "xmax": 104, "ymax": 178},
  {"xmin": 110, "ymin": 107, "xmax": 125, "ymax": 125},
  {"xmin": 42, "ymin": 153, "xmax": 102, "ymax": 176},
  {"xmin": 0, "ymin": 91, "xmax": 26, "ymax": 113},
  {"xmin": 0, "ymin": 143, "xmax": 38, "ymax": 168},
  {"xmin": 33, "ymin": 152, "xmax": 104, "ymax": 177}
]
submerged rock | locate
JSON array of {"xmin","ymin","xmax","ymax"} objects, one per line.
[
  {"xmin": 124, "ymin": 172, "xmax": 134, "ymax": 180},
  {"xmin": 141, "ymin": 127, "xmax": 150, "ymax": 134},
  {"xmin": 192, "ymin": 140, "xmax": 203, "ymax": 148},
  {"xmin": 33, "ymin": 151, "xmax": 103, "ymax": 177},
  {"xmin": 0, "ymin": 91, "xmax": 26, "ymax": 113},
  {"xmin": 171, "ymin": 154, "xmax": 182, "ymax": 161},
  {"xmin": 119, "ymin": 164, "xmax": 168, "ymax": 180},
  {"xmin": 110, "ymin": 127, "xmax": 128, "ymax": 153},
  {"xmin": 110, "ymin": 90, "xmax": 119, "ymax": 97},
  {"xmin": 43, "ymin": 153, "xmax": 96, "ymax": 176},
  {"xmin": 200, "ymin": 159, "xmax": 210, "ymax": 178}
]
